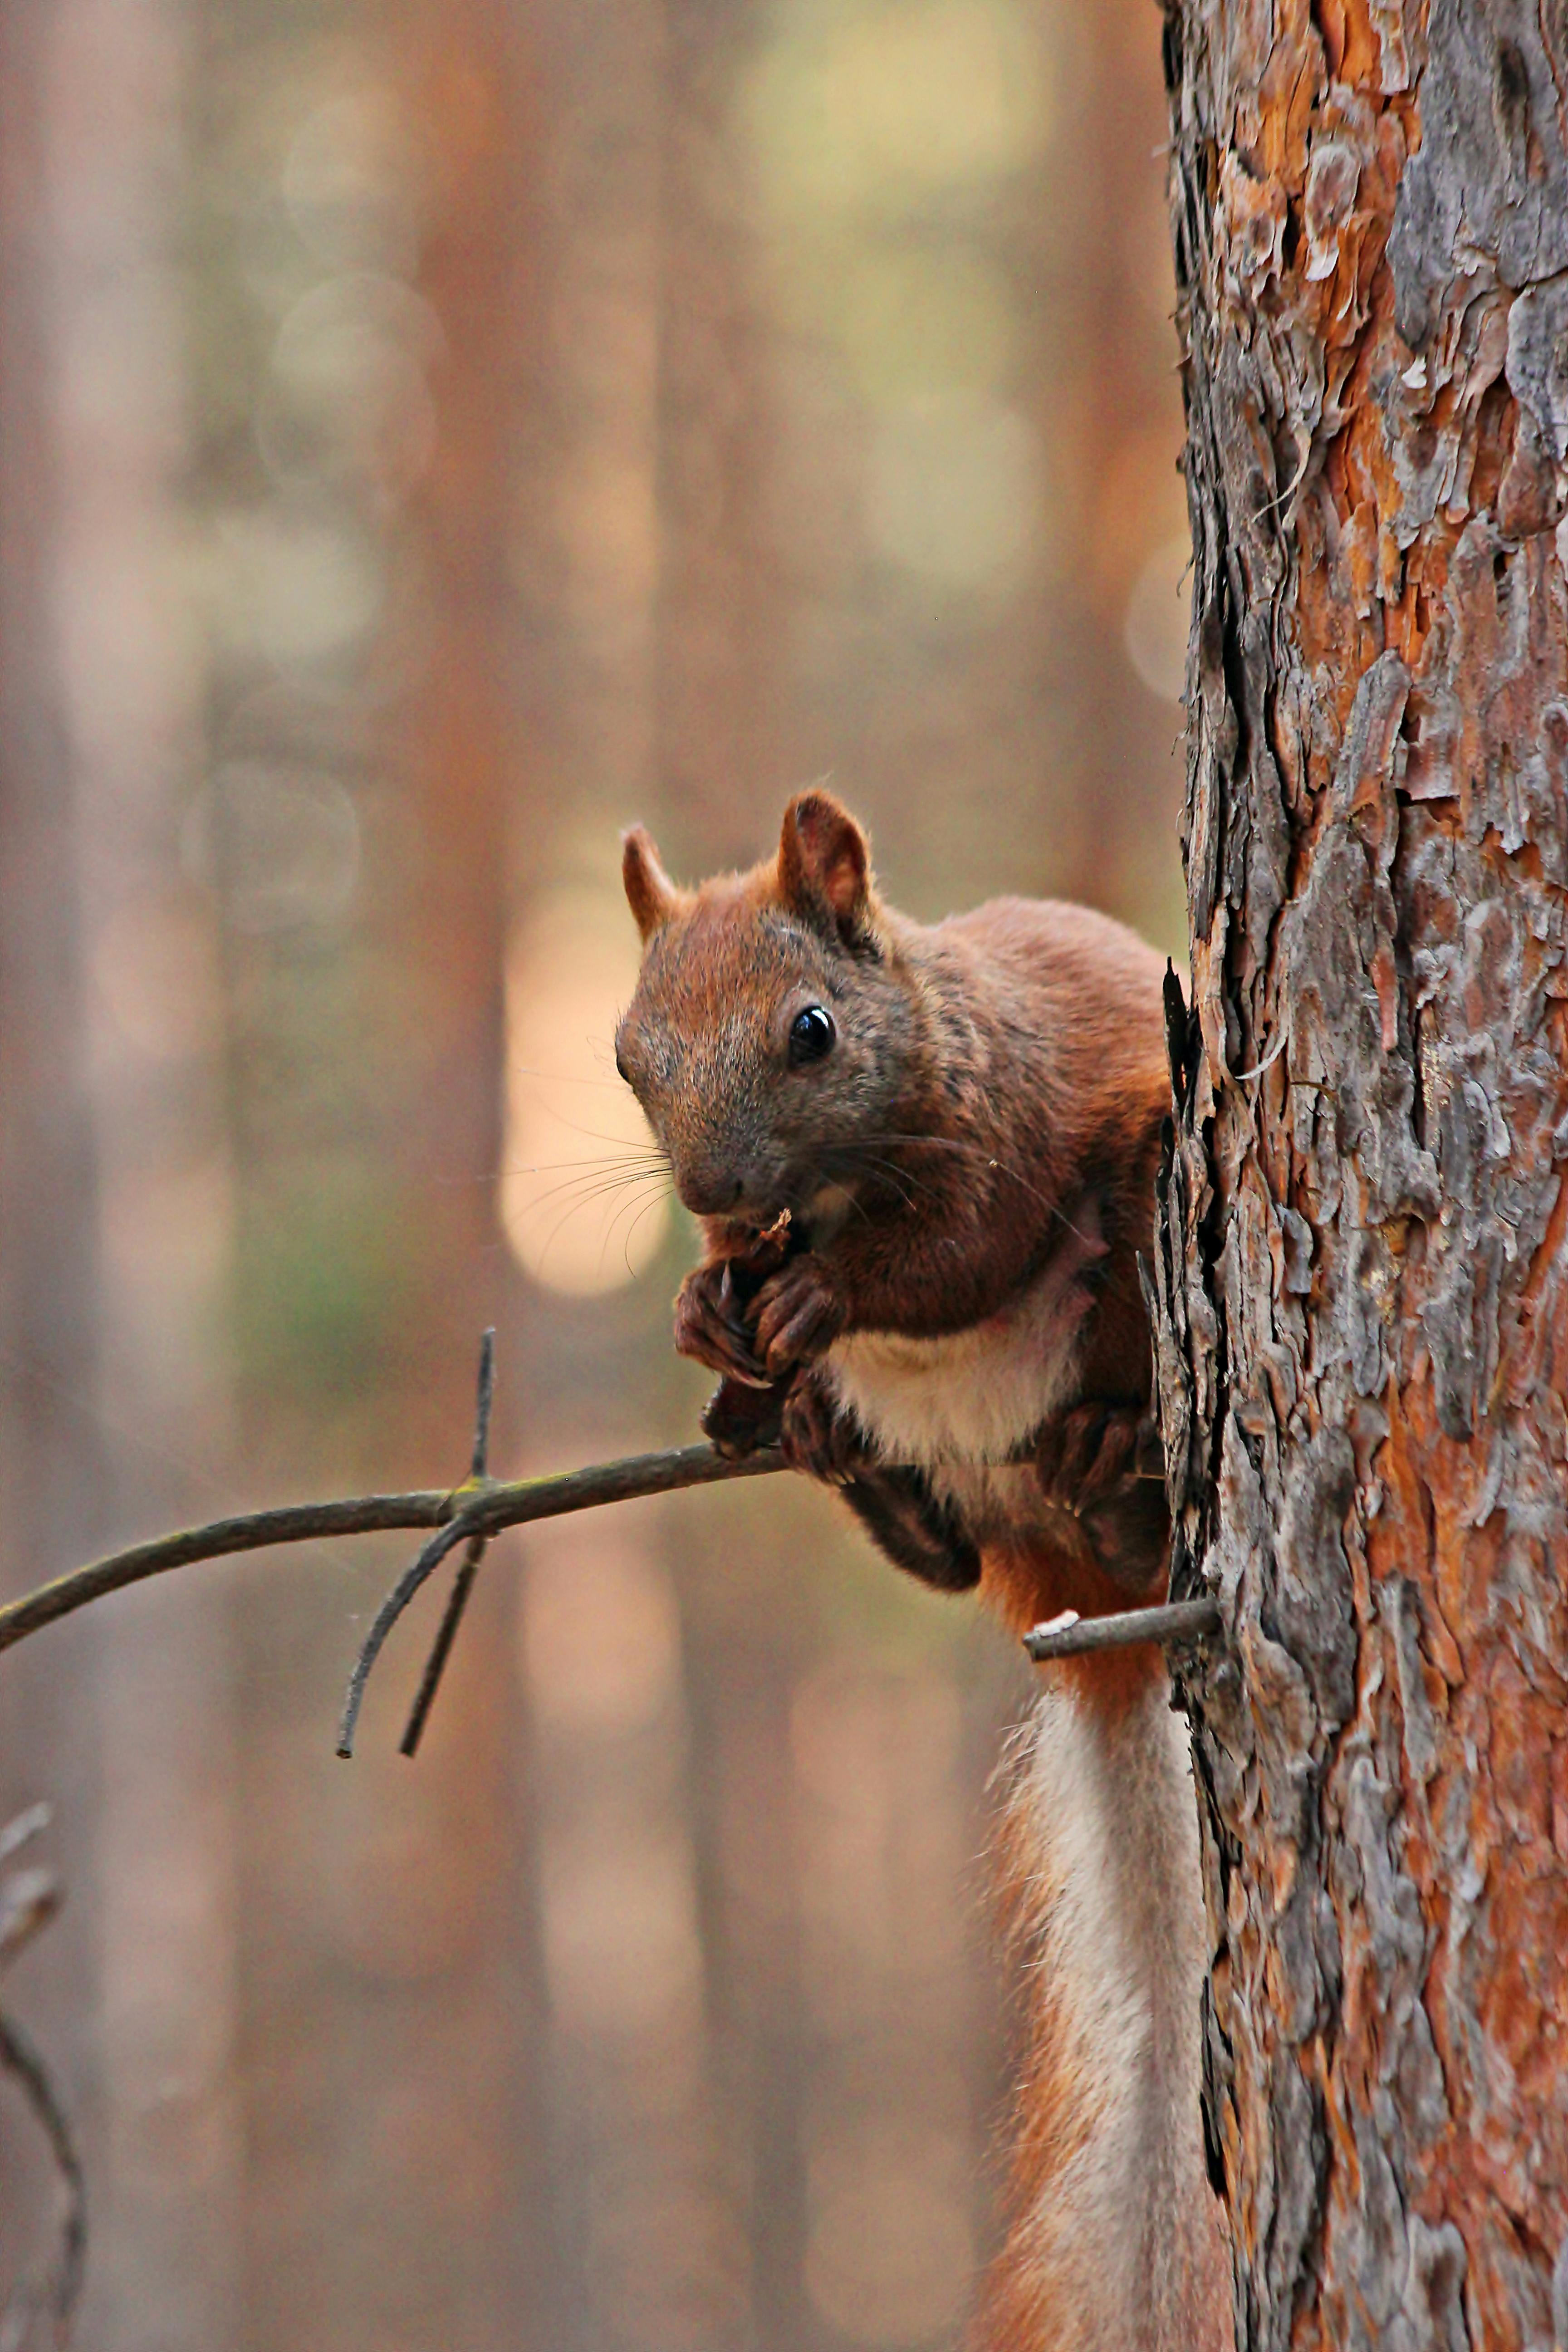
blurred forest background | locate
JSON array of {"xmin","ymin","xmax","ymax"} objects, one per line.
[{"xmin": 0, "ymin": 0, "xmax": 1189, "ymax": 2342}]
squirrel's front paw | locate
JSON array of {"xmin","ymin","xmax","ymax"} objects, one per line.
[
  {"xmin": 778, "ymin": 1374, "xmax": 868, "ymax": 1487},
  {"xmin": 749, "ymin": 1254, "xmax": 846, "ymax": 1377},
  {"xmin": 674, "ymin": 1262, "xmax": 768, "ymax": 1383},
  {"xmin": 1034, "ymin": 1401, "xmax": 1138, "ymax": 1509},
  {"xmin": 1034, "ymin": 1400, "xmax": 1168, "ymax": 1594}
]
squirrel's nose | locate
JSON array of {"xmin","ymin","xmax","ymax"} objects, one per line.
[{"xmin": 677, "ymin": 1166, "xmax": 744, "ymax": 1217}]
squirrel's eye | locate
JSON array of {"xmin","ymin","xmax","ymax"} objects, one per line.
[{"xmin": 789, "ymin": 1004, "xmax": 836, "ymax": 1066}]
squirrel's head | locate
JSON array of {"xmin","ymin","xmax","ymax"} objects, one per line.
[{"xmin": 614, "ymin": 791, "xmax": 915, "ymax": 1233}]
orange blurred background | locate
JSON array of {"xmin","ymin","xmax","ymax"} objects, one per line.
[{"xmin": 0, "ymin": 0, "xmax": 1187, "ymax": 2342}]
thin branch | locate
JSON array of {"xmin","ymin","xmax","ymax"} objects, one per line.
[
  {"xmin": 1024, "ymin": 1595, "xmax": 1222, "ymax": 1662},
  {"xmin": 470, "ymin": 1332, "xmax": 498, "ymax": 1477},
  {"xmin": 337, "ymin": 1514, "xmax": 479, "ymax": 1758},
  {"xmin": 0, "ymin": 1494, "xmax": 450, "ymax": 1659},
  {"xmin": 399, "ymin": 1330, "xmax": 495, "ymax": 1757},
  {"xmin": 0, "ymin": 2009, "xmax": 86, "ymax": 2352},
  {"xmin": 397, "ymin": 1537, "xmax": 485, "ymax": 1757},
  {"xmin": 0, "ymin": 1807, "xmax": 51, "ymax": 1872},
  {"xmin": 336, "ymin": 1442, "xmax": 784, "ymax": 1758},
  {"xmin": 0, "ymin": 1869, "xmax": 59, "ymax": 1970},
  {"xmin": 0, "ymin": 1447, "xmax": 787, "ymax": 1667},
  {"xmin": 0, "ymin": 2011, "xmax": 87, "ymax": 2352},
  {"xmin": 0, "ymin": 1812, "xmax": 84, "ymax": 2352}
]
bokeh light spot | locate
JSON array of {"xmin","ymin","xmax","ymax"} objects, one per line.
[
  {"xmin": 282, "ymin": 88, "xmax": 421, "ymax": 278},
  {"xmin": 501, "ymin": 886, "xmax": 671, "ymax": 1294},
  {"xmin": 805, "ymin": 2121, "xmax": 973, "ymax": 2345},
  {"xmin": 867, "ymin": 391, "xmax": 1041, "ymax": 588},
  {"xmin": 1124, "ymin": 532, "xmax": 1192, "ymax": 703},
  {"xmin": 832, "ymin": 245, "xmax": 1017, "ymax": 406},
  {"xmin": 748, "ymin": 0, "xmax": 1050, "ymax": 221}
]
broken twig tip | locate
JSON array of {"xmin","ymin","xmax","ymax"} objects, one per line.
[{"xmin": 1024, "ymin": 1594, "xmax": 1222, "ymax": 1664}]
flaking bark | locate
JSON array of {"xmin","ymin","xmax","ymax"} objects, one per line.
[{"xmin": 1154, "ymin": 3, "xmax": 1568, "ymax": 2346}]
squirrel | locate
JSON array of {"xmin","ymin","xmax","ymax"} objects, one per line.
[{"xmin": 614, "ymin": 790, "xmax": 1233, "ymax": 2352}]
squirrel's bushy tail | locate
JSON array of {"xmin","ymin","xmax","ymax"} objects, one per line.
[{"xmin": 975, "ymin": 1654, "xmax": 1234, "ymax": 2352}]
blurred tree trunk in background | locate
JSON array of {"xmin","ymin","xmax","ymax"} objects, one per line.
[
  {"xmin": 4, "ymin": 0, "xmax": 247, "ymax": 2328},
  {"xmin": 384, "ymin": 0, "xmax": 520, "ymax": 1436},
  {"xmin": 226, "ymin": 0, "xmax": 542, "ymax": 2342},
  {"xmin": 1155, "ymin": 3, "xmax": 1568, "ymax": 2345},
  {"xmin": 655, "ymin": 0, "xmax": 784, "ymax": 866}
]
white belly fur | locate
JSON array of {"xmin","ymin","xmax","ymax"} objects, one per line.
[{"xmin": 822, "ymin": 1250, "xmax": 1087, "ymax": 1470}]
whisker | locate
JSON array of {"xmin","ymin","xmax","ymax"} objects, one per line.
[
  {"xmin": 504, "ymin": 1160, "xmax": 671, "ymax": 1191},
  {"xmin": 526, "ymin": 1184, "xmax": 656, "ymax": 1269},
  {"xmin": 824, "ymin": 1130, "xmax": 1083, "ymax": 1235},
  {"xmin": 843, "ymin": 1130, "xmax": 1054, "ymax": 1196},
  {"xmin": 618, "ymin": 1189, "xmax": 674, "ymax": 1275},
  {"xmin": 533, "ymin": 1173, "xmax": 671, "ymax": 1270},
  {"xmin": 595, "ymin": 1179, "xmax": 676, "ymax": 1276},
  {"xmin": 599, "ymin": 1165, "xmax": 675, "ymax": 1235},
  {"xmin": 503, "ymin": 1152, "xmax": 667, "ymax": 1195},
  {"xmin": 823, "ymin": 1140, "xmax": 962, "ymax": 1205},
  {"xmin": 507, "ymin": 1102, "xmax": 667, "ymax": 1152},
  {"xmin": 441, "ymin": 1148, "xmax": 672, "ymax": 1194},
  {"xmin": 832, "ymin": 1152, "xmax": 922, "ymax": 1216},
  {"xmin": 502, "ymin": 1168, "xmax": 673, "ymax": 1232}
]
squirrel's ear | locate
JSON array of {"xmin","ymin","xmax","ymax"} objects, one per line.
[
  {"xmin": 622, "ymin": 825, "xmax": 679, "ymax": 941},
  {"xmin": 779, "ymin": 792, "xmax": 872, "ymax": 941}
]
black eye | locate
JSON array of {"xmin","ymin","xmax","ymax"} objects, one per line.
[
  {"xmin": 614, "ymin": 1045, "xmax": 631, "ymax": 1084},
  {"xmin": 789, "ymin": 1004, "xmax": 835, "ymax": 1066}
]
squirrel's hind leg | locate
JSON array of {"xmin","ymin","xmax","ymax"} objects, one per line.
[
  {"xmin": 840, "ymin": 1466, "xmax": 981, "ymax": 1591},
  {"xmin": 779, "ymin": 1374, "xmax": 981, "ymax": 1591}
]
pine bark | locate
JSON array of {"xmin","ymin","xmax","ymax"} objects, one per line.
[{"xmin": 1153, "ymin": 4, "xmax": 1568, "ymax": 2346}]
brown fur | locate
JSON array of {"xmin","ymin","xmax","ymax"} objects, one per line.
[{"xmin": 616, "ymin": 794, "xmax": 1232, "ymax": 2350}]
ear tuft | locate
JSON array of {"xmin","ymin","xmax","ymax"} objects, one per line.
[
  {"xmin": 622, "ymin": 825, "xmax": 679, "ymax": 941},
  {"xmin": 778, "ymin": 791, "xmax": 872, "ymax": 941}
]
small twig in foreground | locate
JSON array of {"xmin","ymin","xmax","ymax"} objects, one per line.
[
  {"xmin": 0, "ymin": 2014, "xmax": 87, "ymax": 2352},
  {"xmin": 399, "ymin": 1330, "xmax": 496, "ymax": 1757},
  {"xmin": 337, "ymin": 1441, "xmax": 785, "ymax": 1759},
  {"xmin": 0, "ymin": 1808, "xmax": 51, "ymax": 1871},
  {"xmin": 397, "ymin": 1538, "xmax": 485, "ymax": 1757},
  {"xmin": 0, "ymin": 1809, "xmax": 85, "ymax": 2352},
  {"xmin": 1023, "ymin": 1594, "xmax": 1221, "ymax": 1663}
]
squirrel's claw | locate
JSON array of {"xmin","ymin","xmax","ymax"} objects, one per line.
[
  {"xmin": 1034, "ymin": 1400, "xmax": 1168, "ymax": 1595},
  {"xmin": 673, "ymin": 1263, "xmax": 769, "ymax": 1383},
  {"xmin": 1035, "ymin": 1401, "xmax": 1114, "ymax": 1506},
  {"xmin": 750, "ymin": 1256, "xmax": 846, "ymax": 1377}
]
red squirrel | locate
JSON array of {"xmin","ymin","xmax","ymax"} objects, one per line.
[{"xmin": 614, "ymin": 791, "xmax": 1233, "ymax": 2352}]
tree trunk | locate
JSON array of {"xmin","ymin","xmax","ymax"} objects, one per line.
[{"xmin": 1154, "ymin": 4, "xmax": 1568, "ymax": 2347}]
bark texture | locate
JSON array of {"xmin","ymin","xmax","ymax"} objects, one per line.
[{"xmin": 1154, "ymin": 4, "xmax": 1568, "ymax": 2346}]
